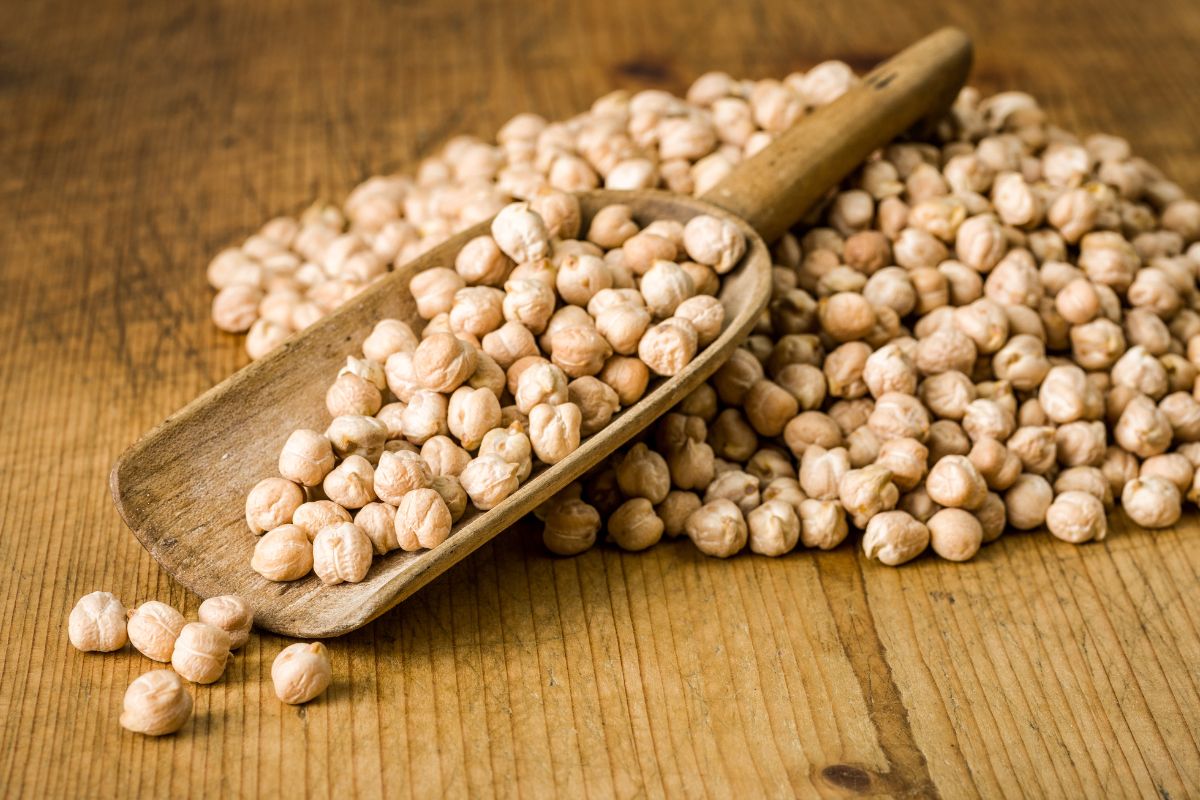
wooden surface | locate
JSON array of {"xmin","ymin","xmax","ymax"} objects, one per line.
[{"xmin": 3, "ymin": 0, "xmax": 1200, "ymax": 797}]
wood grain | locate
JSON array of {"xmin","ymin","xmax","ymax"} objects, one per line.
[{"xmin": 2, "ymin": 0, "xmax": 1199, "ymax": 797}]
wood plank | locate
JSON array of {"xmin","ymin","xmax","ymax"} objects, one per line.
[{"xmin": 2, "ymin": 0, "xmax": 1200, "ymax": 797}]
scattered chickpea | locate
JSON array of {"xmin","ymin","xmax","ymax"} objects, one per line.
[
  {"xmin": 863, "ymin": 510, "xmax": 929, "ymax": 566},
  {"xmin": 685, "ymin": 499, "xmax": 748, "ymax": 557},
  {"xmin": 171, "ymin": 622, "xmax": 231, "ymax": 684},
  {"xmin": 120, "ymin": 670, "xmax": 193, "ymax": 736},
  {"xmin": 927, "ymin": 508, "xmax": 984, "ymax": 561},
  {"xmin": 395, "ymin": 489, "xmax": 453, "ymax": 551},
  {"xmin": 126, "ymin": 601, "xmax": 185, "ymax": 662},
  {"xmin": 68, "ymin": 591, "xmax": 128, "ymax": 653},
  {"xmin": 1004, "ymin": 473, "xmax": 1054, "ymax": 530},
  {"xmin": 543, "ymin": 499, "xmax": 602, "ymax": 555},
  {"xmin": 272, "ymin": 642, "xmax": 333, "ymax": 705},
  {"xmin": 608, "ymin": 498, "xmax": 665, "ymax": 551}
]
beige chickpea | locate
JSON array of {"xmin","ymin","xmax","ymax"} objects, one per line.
[
  {"xmin": 551, "ymin": 325, "xmax": 613, "ymax": 378},
  {"xmin": 460, "ymin": 454, "xmax": 522, "ymax": 510},
  {"xmin": 953, "ymin": 298, "xmax": 1010, "ymax": 355},
  {"xmin": 362, "ymin": 319, "xmax": 418, "ymax": 363},
  {"xmin": 479, "ymin": 423, "xmax": 534, "ymax": 482},
  {"xmin": 704, "ymin": 470, "xmax": 761, "ymax": 514},
  {"xmin": 126, "ymin": 601, "xmax": 186, "ymax": 662},
  {"xmin": 587, "ymin": 205, "xmax": 640, "ymax": 248},
  {"xmin": 762, "ymin": 476, "xmax": 805, "ymax": 510},
  {"xmin": 739, "ymin": 379, "xmax": 796, "ymax": 437},
  {"xmin": 529, "ymin": 188, "xmax": 581, "ymax": 240},
  {"xmin": 620, "ymin": 232, "xmax": 678, "ymax": 276},
  {"xmin": 556, "ymin": 253, "xmax": 613, "ymax": 306},
  {"xmin": 197, "ymin": 595, "xmax": 253, "ymax": 651},
  {"xmin": 915, "ymin": 328, "xmax": 977, "ymax": 376},
  {"xmin": 863, "ymin": 510, "xmax": 929, "ymax": 566},
  {"xmin": 844, "ymin": 426, "xmax": 880, "ymax": 468},
  {"xmin": 449, "ymin": 287, "xmax": 505, "ymax": 338},
  {"xmin": 794, "ymin": 499, "xmax": 847, "ymax": 550},
  {"xmin": 326, "ymin": 417, "xmax": 386, "ymax": 460},
  {"xmin": 918, "ymin": 371, "xmax": 976, "ymax": 420},
  {"xmin": 373, "ymin": 449, "xmax": 433, "ymax": 504},
  {"xmin": 292, "ymin": 501, "xmax": 352, "ymax": 541},
  {"xmin": 962, "ymin": 398, "xmax": 1016, "ymax": 443},
  {"xmin": 1114, "ymin": 395, "xmax": 1172, "ymax": 458},
  {"xmin": 607, "ymin": 498, "xmax": 664, "ymax": 551},
  {"xmin": 1053, "ymin": 421, "xmax": 1105, "ymax": 468},
  {"xmin": 1004, "ymin": 473, "xmax": 1053, "ymax": 530},
  {"xmin": 776, "ymin": 364, "xmax": 826, "ymax": 411},
  {"xmin": 799, "ymin": 445, "xmax": 851, "ymax": 501},
  {"xmin": 782, "ymin": 411, "xmax": 841, "ymax": 458},
  {"xmin": 212, "ymin": 285, "xmax": 264, "ymax": 333},
  {"xmin": 927, "ymin": 508, "xmax": 983, "ymax": 561},
  {"xmin": 1111, "ymin": 346, "xmax": 1168, "ymax": 400},
  {"xmin": 481, "ymin": 322, "xmax": 538, "ymax": 371},
  {"xmin": 278, "ymin": 429, "xmax": 335, "ymax": 487},
  {"xmin": 876, "ymin": 438, "xmax": 929, "ymax": 492},
  {"xmin": 682, "ymin": 214, "xmax": 746, "ymax": 274},
  {"xmin": 528, "ymin": 402, "xmax": 582, "ymax": 465},
  {"xmin": 252, "ymin": 525, "xmax": 314, "ymax": 581},
  {"xmin": 413, "ymin": 333, "xmax": 476, "ymax": 394},
  {"xmin": 991, "ymin": 335, "xmax": 1050, "ymax": 391},
  {"xmin": 568, "ymin": 377, "xmax": 621, "ymax": 436},
  {"xmin": 1044, "ymin": 491, "xmax": 1108, "ymax": 544},
  {"xmin": 1140, "ymin": 453, "xmax": 1194, "ymax": 494},
  {"xmin": 120, "ymin": 670, "xmax": 193, "ymax": 736},
  {"xmin": 446, "ymin": 386, "xmax": 502, "ymax": 452},
  {"xmin": 1125, "ymin": 308, "xmax": 1172, "ymax": 356},
  {"xmin": 595, "ymin": 303, "xmax": 652, "ymax": 355},
  {"xmin": 898, "ymin": 484, "xmax": 939, "ymax": 523},
  {"xmin": 384, "ymin": 351, "xmax": 420, "ymax": 403},
  {"xmin": 746, "ymin": 448, "xmax": 796, "ymax": 485},
  {"xmin": 68, "ymin": 591, "xmax": 129, "ymax": 652},
  {"xmin": 971, "ymin": 492, "xmax": 1006, "ymax": 543},
  {"xmin": 339, "ymin": 356, "xmax": 387, "ymax": 393},
  {"xmin": 394, "ymin": 488, "xmax": 453, "ymax": 551},
  {"xmin": 746, "ymin": 499, "xmax": 801, "ymax": 557},
  {"xmin": 542, "ymin": 499, "xmax": 601, "ymax": 555},
  {"xmin": 818, "ymin": 292, "xmax": 875, "ymax": 342},
  {"xmin": 638, "ymin": 319, "xmax": 698, "ymax": 377},
  {"xmin": 271, "ymin": 642, "xmax": 333, "ymax": 705},
  {"xmin": 312, "ymin": 522, "xmax": 373, "ymax": 585},
  {"xmin": 491, "ymin": 202, "xmax": 550, "ymax": 263},
  {"xmin": 667, "ymin": 439, "xmax": 716, "ymax": 491},
  {"xmin": 863, "ymin": 344, "xmax": 918, "ymax": 399},
  {"xmin": 245, "ymin": 477, "xmax": 305, "ymax": 535},
  {"xmin": 926, "ymin": 455, "xmax": 988, "ymax": 510},
  {"xmin": 685, "ymin": 499, "xmax": 748, "ymax": 557},
  {"xmin": 928, "ymin": 419, "xmax": 971, "ymax": 463},
  {"xmin": 1007, "ymin": 426, "xmax": 1057, "ymax": 475},
  {"xmin": 829, "ymin": 398, "xmax": 874, "ymax": 436},
  {"xmin": 1122, "ymin": 476, "xmax": 1182, "ymax": 529},
  {"xmin": 515, "ymin": 361, "xmax": 569, "ymax": 414},
  {"xmin": 322, "ymin": 455, "xmax": 376, "ymax": 509},
  {"xmin": 455, "ymin": 235, "xmax": 513, "ymax": 286},
  {"xmin": 410, "ymin": 267, "xmax": 466, "ymax": 320},
  {"xmin": 839, "ymin": 465, "xmax": 899, "ymax": 528},
  {"xmin": 325, "ymin": 372, "xmax": 383, "ymax": 418},
  {"xmin": 615, "ymin": 443, "xmax": 670, "ymax": 504},
  {"xmin": 639, "ymin": 260, "xmax": 695, "ymax": 319},
  {"xmin": 824, "ymin": 342, "xmax": 871, "ymax": 399},
  {"xmin": 399, "ymin": 391, "xmax": 449, "ymax": 446},
  {"xmin": 1054, "ymin": 466, "xmax": 1114, "ymax": 510},
  {"xmin": 502, "ymin": 278, "xmax": 556, "ymax": 335},
  {"xmin": 868, "ymin": 392, "xmax": 932, "ymax": 444},
  {"xmin": 673, "ymin": 295, "xmax": 725, "ymax": 347},
  {"xmin": 968, "ymin": 437, "xmax": 1022, "ymax": 491},
  {"xmin": 420, "ymin": 435, "xmax": 472, "ymax": 477},
  {"xmin": 431, "ymin": 475, "xmax": 468, "ymax": 522},
  {"xmin": 713, "ymin": 348, "xmax": 765, "ymax": 404},
  {"xmin": 171, "ymin": 622, "xmax": 230, "ymax": 684},
  {"xmin": 1038, "ymin": 365, "xmax": 1089, "ymax": 424},
  {"xmin": 1161, "ymin": 392, "xmax": 1200, "ymax": 441},
  {"xmin": 657, "ymin": 491, "xmax": 703, "ymax": 538},
  {"xmin": 355, "ymin": 502, "xmax": 399, "ymax": 554}
]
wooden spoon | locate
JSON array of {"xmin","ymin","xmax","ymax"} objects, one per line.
[{"xmin": 111, "ymin": 28, "xmax": 972, "ymax": 637}]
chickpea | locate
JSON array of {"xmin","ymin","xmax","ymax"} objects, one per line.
[
  {"xmin": 68, "ymin": 590, "xmax": 130, "ymax": 653},
  {"xmin": 915, "ymin": 328, "xmax": 977, "ymax": 376},
  {"xmin": 312, "ymin": 522, "xmax": 374, "ymax": 584},
  {"xmin": 673, "ymin": 295, "xmax": 725, "ymax": 347},
  {"xmin": 278, "ymin": 429, "xmax": 335, "ymax": 487},
  {"xmin": 595, "ymin": 303, "xmax": 652, "ymax": 355},
  {"xmin": 541, "ymin": 499, "xmax": 601, "ymax": 555},
  {"xmin": 817, "ymin": 292, "xmax": 875, "ymax": 342},
  {"xmin": 325, "ymin": 372, "xmax": 382, "ymax": 418},
  {"xmin": 126, "ymin": 601, "xmax": 186, "ymax": 662},
  {"xmin": 385, "ymin": 351, "xmax": 421, "ymax": 403},
  {"xmin": 839, "ymin": 465, "xmax": 899, "ymax": 528},
  {"xmin": 799, "ymin": 445, "xmax": 851, "ymax": 501},
  {"xmin": 420, "ymin": 435, "xmax": 472, "ymax": 477},
  {"xmin": 491, "ymin": 202, "xmax": 550, "ymax": 263},
  {"xmin": 374, "ymin": 449, "xmax": 433, "ymax": 504},
  {"xmin": 528, "ymin": 402, "xmax": 582, "ymax": 465},
  {"xmin": 782, "ymin": 411, "xmax": 842, "ymax": 458},
  {"xmin": 327, "ymin": 414, "xmax": 390, "ymax": 462},
  {"xmin": 639, "ymin": 319, "xmax": 699, "ymax": 376},
  {"xmin": 1140, "ymin": 453, "xmax": 1195, "ymax": 494},
  {"xmin": 292, "ymin": 500, "xmax": 352, "ymax": 541},
  {"xmin": 863, "ymin": 344, "xmax": 918, "ymax": 399},
  {"xmin": 665, "ymin": 438, "xmax": 715, "ymax": 491},
  {"xmin": 455, "ymin": 235, "xmax": 513, "ymax": 287},
  {"xmin": 459, "ymin": 454, "xmax": 521, "ymax": 510},
  {"xmin": 1038, "ymin": 364, "xmax": 1089, "ymax": 424},
  {"xmin": 197, "ymin": 595, "xmax": 253, "ymax": 651},
  {"xmin": 588, "ymin": 205, "xmax": 640, "ymax": 248},
  {"xmin": 926, "ymin": 455, "xmax": 988, "ymax": 510},
  {"xmin": 410, "ymin": 267, "xmax": 465, "ymax": 320},
  {"xmin": 394, "ymin": 488, "xmax": 453, "ymax": 551},
  {"xmin": 449, "ymin": 287, "xmax": 505, "ymax": 339},
  {"xmin": 171, "ymin": 622, "xmax": 230, "ymax": 684},
  {"xmin": 362, "ymin": 319, "xmax": 419, "ymax": 363},
  {"xmin": 713, "ymin": 349, "xmax": 764, "ymax": 404},
  {"xmin": 745, "ymin": 499, "xmax": 801, "ymax": 557},
  {"xmin": 868, "ymin": 392, "xmax": 932, "ymax": 443},
  {"xmin": 876, "ymin": 438, "xmax": 929, "ymax": 492},
  {"xmin": 863, "ymin": 510, "xmax": 929, "ymax": 566},
  {"xmin": 1042, "ymin": 490, "xmax": 1108, "ymax": 544},
  {"xmin": 971, "ymin": 492, "xmax": 1006, "ymax": 543},
  {"xmin": 117, "ymin": 668, "xmax": 197, "ymax": 739},
  {"xmin": 552, "ymin": 325, "xmax": 613, "ymax": 378},
  {"xmin": 1004, "ymin": 473, "xmax": 1053, "ymax": 530},
  {"xmin": 1114, "ymin": 394, "xmax": 1172, "ymax": 458},
  {"xmin": 657, "ymin": 491, "xmax": 703, "ymax": 538},
  {"xmin": 212, "ymin": 285, "xmax": 264, "ymax": 333},
  {"xmin": 244, "ymin": 477, "xmax": 304, "ymax": 535},
  {"xmin": 682, "ymin": 215, "xmax": 746, "ymax": 274},
  {"xmin": 824, "ymin": 342, "xmax": 871, "ymax": 399},
  {"xmin": 962, "ymin": 398, "xmax": 1016, "ymax": 443},
  {"xmin": 272, "ymin": 642, "xmax": 333, "ymax": 705},
  {"xmin": 1122, "ymin": 476, "xmax": 1182, "ymax": 529},
  {"xmin": 704, "ymin": 470, "xmax": 761, "ymax": 514},
  {"xmin": 622, "ymin": 232, "xmax": 677, "ymax": 274},
  {"xmin": 354, "ymin": 502, "xmax": 399, "ymax": 554},
  {"xmin": 685, "ymin": 499, "xmax": 748, "ymax": 557},
  {"xmin": 252, "ymin": 524, "xmax": 314, "ymax": 582},
  {"xmin": 322, "ymin": 455, "xmax": 376, "ymax": 509},
  {"xmin": 918, "ymin": 371, "xmax": 976, "ymax": 420},
  {"xmin": 968, "ymin": 438, "xmax": 1022, "ymax": 491},
  {"xmin": 928, "ymin": 419, "xmax": 971, "ymax": 464},
  {"xmin": 926, "ymin": 508, "xmax": 983, "ymax": 561}
]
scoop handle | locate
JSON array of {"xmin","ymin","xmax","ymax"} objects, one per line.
[{"xmin": 702, "ymin": 27, "xmax": 973, "ymax": 243}]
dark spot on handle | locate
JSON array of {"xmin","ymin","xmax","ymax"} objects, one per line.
[
  {"xmin": 822, "ymin": 764, "xmax": 873, "ymax": 793},
  {"xmin": 866, "ymin": 70, "xmax": 897, "ymax": 90}
]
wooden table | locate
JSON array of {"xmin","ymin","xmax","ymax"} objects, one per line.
[{"xmin": 3, "ymin": 1, "xmax": 1199, "ymax": 796}]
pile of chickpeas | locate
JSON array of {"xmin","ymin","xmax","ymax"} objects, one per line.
[
  {"xmin": 247, "ymin": 199, "xmax": 741, "ymax": 584},
  {"xmin": 212, "ymin": 68, "xmax": 1200, "ymax": 566},
  {"xmin": 66, "ymin": 590, "xmax": 332, "ymax": 736}
]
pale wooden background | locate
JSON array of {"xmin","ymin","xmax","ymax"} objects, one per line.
[{"xmin": 2, "ymin": 0, "xmax": 1200, "ymax": 797}]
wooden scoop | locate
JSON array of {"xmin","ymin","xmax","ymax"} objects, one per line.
[{"xmin": 111, "ymin": 28, "xmax": 971, "ymax": 637}]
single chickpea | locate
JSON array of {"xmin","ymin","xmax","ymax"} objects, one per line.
[
  {"xmin": 1004, "ymin": 473, "xmax": 1053, "ymax": 529},
  {"xmin": 863, "ymin": 510, "xmax": 929, "ymax": 566},
  {"xmin": 552, "ymin": 325, "xmax": 614, "ymax": 378},
  {"xmin": 713, "ymin": 348, "xmax": 765, "ymax": 404},
  {"xmin": 926, "ymin": 455, "xmax": 988, "ymax": 510},
  {"xmin": 898, "ymin": 484, "xmax": 939, "ymax": 523},
  {"xmin": 126, "ymin": 601, "xmax": 186, "ymax": 662},
  {"xmin": 322, "ymin": 455, "xmax": 376, "ymax": 509},
  {"xmin": 362, "ymin": 319, "xmax": 418, "ymax": 363},
  {"xmin": 1054, "ymin": 466, "xmax": 1114, "ymax": 509},
  {"xmin": 491, "ymin": 202, "xmax": 550, "ymax": 263},
  {"xmin": 615, "ymin": 443, "xmax": 670, "ymax": 504},
  {"xmin": 528, "ymin": 402, "xmax": 582, "ymax": 464},
  {"xmin": 568, "ymin": 376, "xmax": 621, "ymax": 436},
  {"xmin": 953, "ymin": 298, "xmax": 1010, "ymax": 355},
  {"xmin": 657, "ymin": 491, "xmax": 703, "ymax": 538},
  {"xmin": 555, "ymin": 253, "xmax": 612, "ymax": 307},
  {"xmin": 799, "ymin": 445, "xmax": 851, "ymax": 501},
  {"xmin": 212, "ymin": 285, "xmax": 264, "ymax": 333},
  {"xmin": 455, "ymin": 235, "xmax": 513, "ymax": 287},
  {"xmin": 515, "ymin": 361, "xmax": 569, "ymax": 414},
  {"xmin": 682, "ymin": 215, "xmax": 746, "ymax": 274},
  {"xmin": 927, "ymin": 508, "xmax": 984, "ymax": 561},
  {"xmin": 325, "ymin": 372, "xmax": 382, "ymax": 419},
  {"xmin": 120, "ymin": 670, "xmax": 194, "ymax": 736},
  {"xmin": 197, "ymin": 595, "xmax": 253, "ymax": 651},
  {"xmin": 685, "ymin": 499, "xmax": 748, "ymax": 557},
  {"xmin": 1160, "ymin": 392, "xmax": 1200, "ymax": 441},
  {"xmin": 918, "ymin": 371, "xmax": 976, "ymax": 420},
  {"xmin": 68, "ymin": 591, "xmax": 128, "ymax": 653},
  {"xmin": 868, "ymin": 393, "xmax": 932, "ymax": 443},
  {"xmin": 673, "ymin": 295, "xmax": 725, "ymax": 348},
  {"xmin": 398, "ymin": 392, "xmax": 449, "ymax": 447},
  {"xmin": 746, "ymin": 448, "xmax": 796, "ymax": 485},
  {"xmin": 252, "ymin": 525, "xmax": 314, "ymax": 581},
  {"xmin": 783, "ymin": 411, "xmax": 842, "ymax": 458},
  {"xmin": 991, "ymin": 334, "xmax": 1051, "ymax": 391},
  {"xmin": 845, "ymin": 426, "xmax": 880, "ymax": 467},
  {"xmin": 776, "ymin": 364, "xmax": 827, "ymax": 411},
  {"xmin": 1007, "ymin": 426, "xmax": 1058, "ymax": 474},
  {"xmin": 355, "ymin": 503, "xmax": 399, "ymax": 554},
  {"xmin": 171, "ymin": 622, "xmax": 230, "ymax": 684},
  {"xmin": 1122, "ymin": 476, "xmax": 1182, "ymax": 529},
  {"xmin": 741, "ymin": 379, "xmax": 798, "ymax": 438},
  {"xmin": 667, "ymin": 439, "xmax": 716, "ymax": 491},
  {"xmin": 385, "ymin": 351, "xmax": 420, "ymax": 403},
  {"xmin": 292, "ymin": 500, "xmax": 352, "ymax": 541},
  {"xmin": 605, "ymin": 498, "xmax": 664, "ymax": 551},
  {"xmin": 638, "ymin": 319, "xmax": 699, "ymax": 376},
  {"xmin": 792, "ymin": 498, "xmax": 846, "ymax": 550},
  {"xmin": 876, "ymin": 438, "xmax": 930, "ymax": 492},
  {"xmin": 839, "ymin": 465, "xmax": 900, "ymax": 528},
  {"xmin": 481, "ymin": 322, "xmax": 538, "ymax": 371},
  {"xmin": 245, "ymin": 477, "xmax": 305, "ymax": 535},
  {"xmin": 460, "ymin": 454, "xmax": 522, "ymax": 510},
  {"xmin": 311, "ymin": 522, "xmax": 373, "ymax": 585},
  {"xmin": 1038, "ymin": 364, "xmax": 1089, "ymax": 424},
  {"xmin": 278, "ymin": 429, "xmax": 335, "ymax": 487},
  {"xmin": 595, "ymin": 303, "xmax": 652, "ymax": 356},
  {"xmin": 1140, "ymin": 453, "xmax": 1195, "ymax": 494},
  {"xmin": 410, "ymin": 267, "xmax": 466, "ymax": 320},
  {"xmin": 1043, "ymin": 491, "xmax": 1108, "ymax": 544},
  {"xmin": 817, "ymin": 293, "xmax": 876, "ymax": 342},
  {"xmin": 502, "ymin": 278, "xmax": 556, "ymax": 335},
  {"xmin": 820, "ymin": 341, "xmax": 868, "ymax": 399},
  {"xmin": 272, "ymin": 642, "xmax": 333, "ymax": 705},
  {"xmin": 1111, "ymin": 346, "xmax": 1169, "ymax": 400},
  {"xmin": 479, "ymin": 423, "xmax": 534, "ymax": 482},
  {"xmin": 420, "ymin": 436, "xmax": 472, "ymax": 477},
  {"xmin": 394, "ymin": 488, "xmax": 453, "ymax": 551},
  {"xmin": 704, "ymin": 470, "xmax": 761, "ymax": 514},
  {"xmin": 542, "ymin": 499, "xmax": 601, "ymax": 555},
  {"xmin": 1053, "ymin": 421, "xmax": 1106, "ymax": 468},
  {"xmin": 1114, "ymin": 394, "xmax": 1173, "ymax": 458},
  {"xmin": 962, "ymin": 398, "xmax": 1016, "ymax": 443},
  {"xmin": 448, "ymin": 287, "xmax": 505, "ymax": 339},
  {"xmin": 915, "ymin": 328, "xmax": 977, "ymax": 376},
  {"xmin": 374, "ymin": 450, "xmax": 433, "ymax": 504},
  {"xmin": 863, "ymin": 344, "xmax": 918, "ymax": 399},
  {"xmin": 968, "ymin": 437, "xmax": 1022, "ymax": 491},
  {"xmin": 639, "ymin": 260, "xmax": 695, "ymax": 319},
  {"xmin": 327, "ymin": 414, "xmax": 390, "ymax": 462},
  {"xmin": 746, "ymin": 499, "xmax": 801, "ymax": 557},
  {"xmin": 446, "ymin": 386, "xmax": 502, "ymax": 452},
  {"xmin": 927, "ymin": 419, "xmax": 971, "ymax": 464},
  {"xmin": 587, "ymin": 205, "xmax": 640, "ymax": 249},
  {"xmin": 432, "ymin": 475, "xmax": 469, "ymax": 522},
  {"xmin": 413, "ymin": 333, "xmax": 476, "ymax": 394}
]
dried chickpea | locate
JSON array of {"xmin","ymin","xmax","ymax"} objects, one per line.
[
  {"xmin": 528, "ymin": 402, "xmax": 582, "ymax": 464},
  {"xmin": 863, "ymin": 510, "xmax": 929, "ymax": 566},
  {"xmin": 667, "ymin": 439, "xmax": 716, "ymax": 491},
  {"xmin": 327, "ymin": 414, "xmax": 390, "ymax": 462},
  {"xmin": 876, "ymin": 438, "xmax": 929, "ymax": 492},
  {"xmin": 1122, "ymin": 476, "xmax": 1182, "ymax": 528},
  {"xmin": 783, "ymin": 411, "xmax": 842, "ymax": 457},
  {"xmin": 421, "ymin": 436, "xmax": 472, "ymax": 477},
  {"xmin": 252, "ymin": 524, "xmax": 314, "ymax": 580},
  {"xmin": 543, "ymin": 499, "xmax": 602, "ymax": 555},
  {"xmin": 685, "ymin": 499, "xmax": 748, "ymax": 557},
  {"xmin": 1045, "ymin": 491, "xmax": 1107, "ymax": 544},
  {"xmin": 278, "ymin": 429, "xmax": 335, "ymax": 487},
  {"xmin": 639, "ymin": 318, "xmax": 698, "ymax": 376},
  {"xmin": 927, "ymin": 508, "xmax": 983, "ymax": 561},
  {"xmin": 291, "ymin": 500, "xmax": 352, "ymax": 541},
  {"xmin": 551, "ymin": 325, "xmax": 613, "ymax": 378},
  {"xmin": 478, "ymin": 423, "xmax": 534, "ymax": 481},
  {"xmin": 713, "ymin": 348, "xmax": 764, "ymax": 404},
  {"xmin": 1114, "ymin": 394, "xmax": 1172, "ymax": 458},
  {"xmin": 1140, "ymin": 453, "xmax": 1194, "ymax": 494},
  {"xmin": 1004, "ymin": 473, "xmax": 1053, "ymax": 530},
  {"xmin": 673, "ymin": 295, "xmax": 725, "ymax": 347},
  {"xmin": 657, "ymin": 491, "xmax": 703, "ymax": 538},
  {"xmin": 410, "ymin": 267, "xmax": 465, "ymax": 319},
  {"xmin": 272, "ymin": 642, "xmax": 332, "ymax": 705},
  {"xmin": 799, "ymin": 445, "xmax": 851, "ymax": 501},
  {"xmin": 322, "ymin": 455, "xmax": 376, "ymax": 509},
  {"xmin": 608, "ymin": 498, "xmax": 664, "ymax": 551},
  {"xmin": 312, "ymin": 522, "xmax": 373, "ymax": 585},
  {"xmin": 362, "ymin": 319, "xmax": 418, "ymax": 363},
  {"xmin": 588, "ymin": 205, "xmax": 640, "ymax": 248},
  {"xmin": 68, "ymin": 591, "xmax": 128, "ymax": 653},
  {"xmin": 245, "ymin": 477, "xmax": 305, "ymax": 535},
  {"xmin": 743, "ymin": 379, "xmax": 799, "ymax": 437},
  {"xmin": 682, "ymin": 215, "xmax": 746, "ymax": 273},
  {"xmin": 120, "ymin": 670, "xmax": 193, "ymax": 736},
  {"xmin": 595, "ymin": 303, "xmax": 652, "ymax": 355},
  {"xmin": 459, "ymin": 454, "xmax": 521, "ymax": 510},
  {"xmin": 926, "ymin": 455, "xmax": 988, "ymax": 510},
  {"xmin": 395, "ymin": 488, "xmax": 453, "ymax": 551},
  {"xmin": 197, "ymin": 595, "xmax": 253, "ymax": 650},
  {"xmin": 491, "ymin": 202, "xmax": 550, "ymax": 263},
  {"xmin": 171, "ymin": 622, "xmax": 230, "ymax": 684},
  {"xmin": 355, "ymin": 502, "xmax": 399, "ymax": 554},
  {"xmin": 599, "ymin": 355, "xmax": 651, "ymax": 406},
  {"xmin": 127, "ymin": 601, "xmax": 186, "ymax": 662},
  {"xmin": 326, "ymin": 372, "xmax": 383, "ymax": 418},
  {"xmin": 839, "ymin": 465, "xmax": 899, "ymax": 528},
  {"xmin": 746, "ymin": 499, "xmax": 801, "ymax": 557},
  {"xmin": 615, "ymin": 443, "xmax": 670, "ymax": 504}
]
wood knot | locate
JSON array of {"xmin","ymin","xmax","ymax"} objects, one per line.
[
  {"xmin": 820, "ymin": 764, "xmax": 873, "ymax": 794},
  {"xmin": 613, "ymin": 57, "xmax": 673, "ymax": 84}
]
